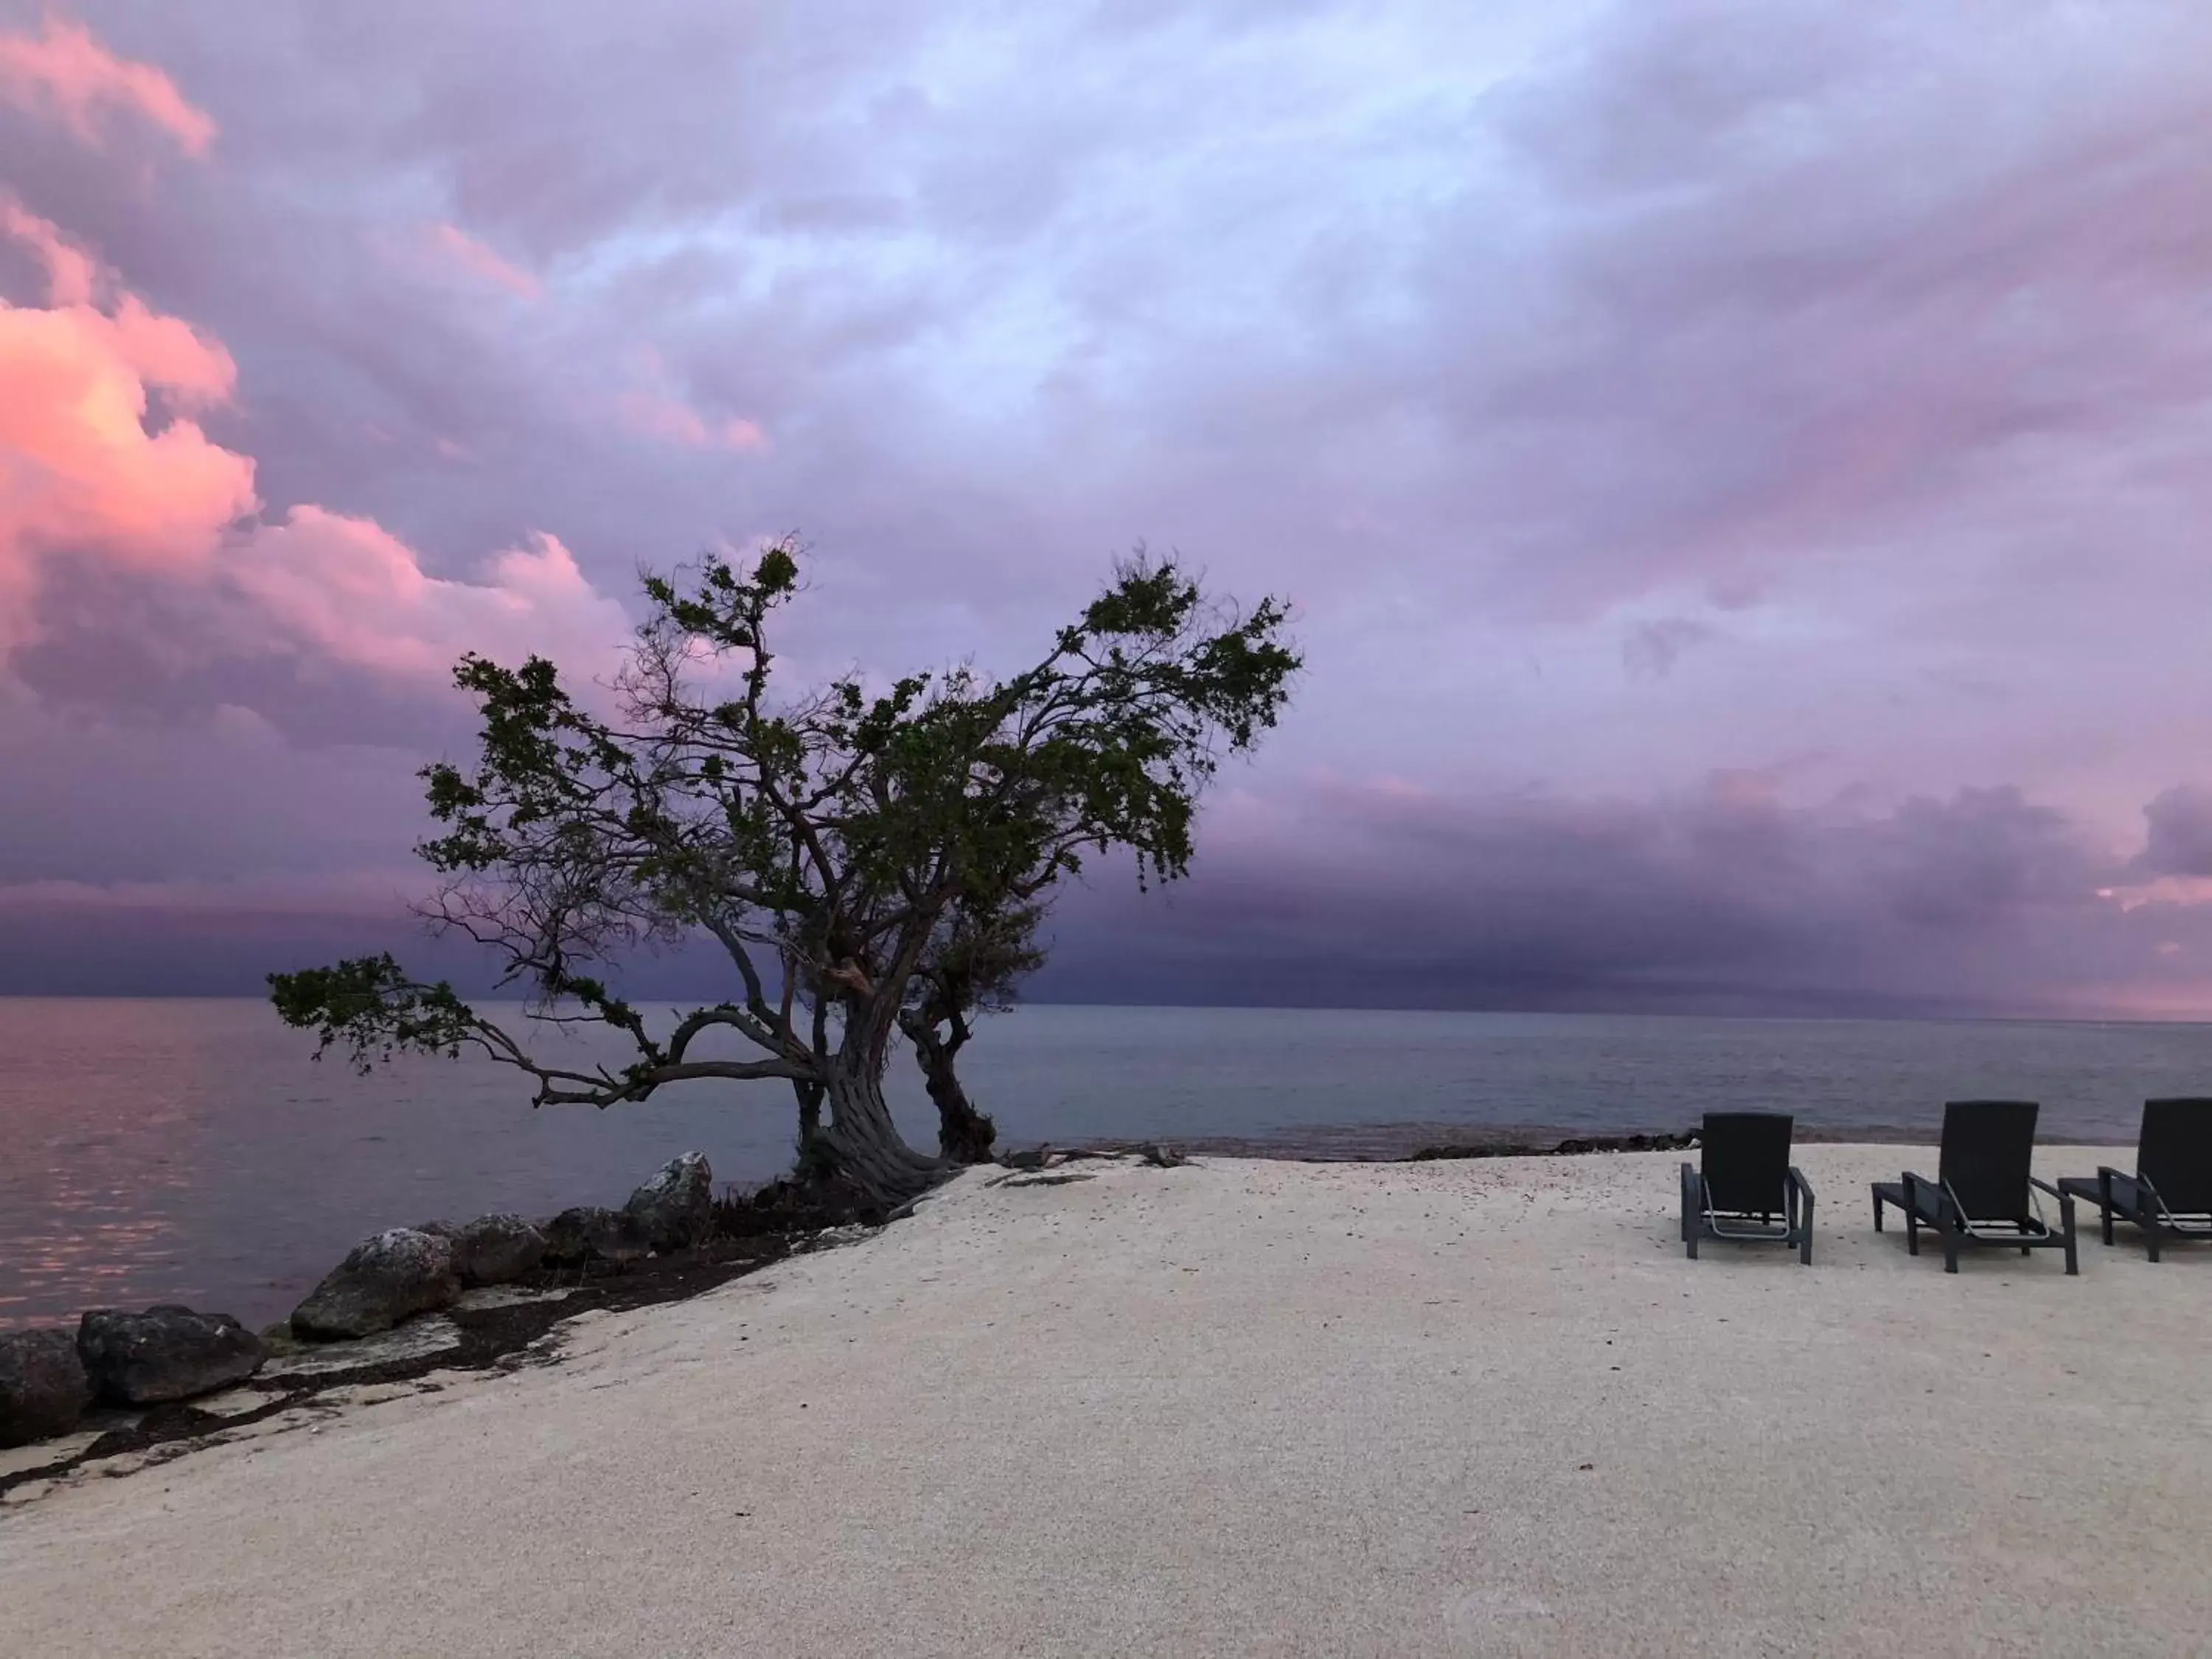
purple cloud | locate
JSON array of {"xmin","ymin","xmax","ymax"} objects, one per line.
[
  {"xmin": 3, "ymin": 1, "xmax": 2212, "ymax": 1012},
  {"xmin": 1033, "ymin": 777, "xmax": 2208, "ymax": 1018},
  {"xmin": 2135, "ymin": 786, "xmax": 2212, "ymax": 880}
]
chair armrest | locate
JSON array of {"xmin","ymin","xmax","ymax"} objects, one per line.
[
  {"xmin": 2088, "ymin": 1168, "xmax": 2154, "ymax": 1216},
  {"xmin": 2029, "ymin": 1175, "xmax": 2076, "ymax": 1234},
  {"xmin": 1787, "ymin": 1166, "xmax": 1815, "ymax": 1201},
  {"xmin": 1902, "ymin": 1172, "xmax": 1949, "ymax": 1222}
]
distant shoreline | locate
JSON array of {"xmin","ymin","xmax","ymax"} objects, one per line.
[{"xmin": 0, "ymin": 991, "xmax": 2208, "ymax": 1030}]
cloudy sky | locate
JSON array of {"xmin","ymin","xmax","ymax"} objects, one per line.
[{"xmin": 4, "ymin": 0, "xmax": 2211, "ymax": 1015}]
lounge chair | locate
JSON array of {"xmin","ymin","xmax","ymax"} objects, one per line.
[
  {"xmin": 1871, "ymin": 1100, "xmax": 2076, "ymax": 1275},
  {"xmin": 1680, "ymin": 1111, "xmax": 1814, "ymax": 1265},
  {"xmin": 2056, "ymin": 1098, "xmax": 2212, "ymax": 1262}
]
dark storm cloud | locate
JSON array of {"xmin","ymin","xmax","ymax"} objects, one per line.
[{"xmin": 1029, "ymin": 779, "xmax": 2212, "ymax": 1016}]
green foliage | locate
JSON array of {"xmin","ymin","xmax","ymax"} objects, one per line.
[
  {"xmin": 268, "ymin": 538, "xmax": 1299, "ymax": 1122},
  {"xmin": 268, "ymin": 954, "xmax": 476, "ymax": 1072}
]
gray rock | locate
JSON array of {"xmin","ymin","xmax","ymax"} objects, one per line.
[
  {"xmin": 453, "ymin": 1285, "xmax": 574, "ymax": 1313},
  {"xmin": 291, "ymin": 1227, "xmax": 461, "ymax": 1340},
  {"xmin": 451, "ymin": 1214, "xmax": 546, "ymax": 1286},
  {"xmin": 0, "ymin": 1329, "xmax": 91, "ymax": 1447},
  {"xmin": 76, "ymin": 1306, "xmax": 266, "ymax": 1405},
  {"xmin": 260, "ymin": 1315, "xmax": 464, "ymax": 1380},
  {"xmin": 540, "ymin": 1206, "xmax": 647, "ymax": 1268},
  {"xmin": 625, "ymin": 1152, "xmax": 714, "ymax": 1252}
]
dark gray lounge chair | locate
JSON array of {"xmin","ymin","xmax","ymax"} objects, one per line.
[
  {"xmin": 1680, "ymin": 1111, "xmax": 1814, "ymax": 1265},
  {"xmin": 2056, "ymin": 1098, "xmax": 2212, "ymax": 1262},
  {"xmin": 1871, "ymin": 1100, "xmax": 2077, "ymax": 1275}
]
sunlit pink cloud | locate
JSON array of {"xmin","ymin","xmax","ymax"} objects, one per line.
[
  {"xmin": 616, "ymin": 389, "xmax": 769, "ymax": 453},
  {"xmin": 0, "ymin": 194, "xmax": 96, "ymax": 302},
  {"xmin": 0, "ymin": 198, "xmax": 628, "ymax": 685},
  {"xmin": 425, "ymin": 220, "xmax": 541, "ymax": 301},
  {"xmin": 0, "ymin": 200, "xmax": 234, "ymax": 408},
  {"xmin": 0, "ymin": 197, "xmax": 251, "ymax": 640},
  {"xmin": 227, "ymin": 509, "xmax": 632, "ymax": 684},
  {"xmin": 0, "ymin": 13, "xmax": 214, "ymax": 157},
  {"xmin": 613, "ymin": 344, "xmax": 768, "ymax": 452}
]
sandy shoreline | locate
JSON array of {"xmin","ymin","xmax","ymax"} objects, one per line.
[{"xmin": 3, "ymin": 1144, "xmax": 2207, "ymax": 1657}]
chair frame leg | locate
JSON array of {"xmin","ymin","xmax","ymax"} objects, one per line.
[{"xmin": 1680, "ymin": 1164, "xmax": 1699, "ymax": 1260}]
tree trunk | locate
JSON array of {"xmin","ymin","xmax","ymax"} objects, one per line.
[
  {"xmin": 792, "ymin": 1079, "xmax": 823, "ymax": 1144},
  {"xmin": 898, "ymin": 1000, "xmax": 1004, "ymax": 1168},
  {"xmin": 815, "ymin": 1065, "xmax": 947, "ymax": 1208},
  {"xmin": 900, "ymin": 1009, "xmax": 997, "ymax": 1163}
]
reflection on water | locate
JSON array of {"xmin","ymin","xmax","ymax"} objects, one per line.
[
  {"xmin": 2, "ymin": 998, "xmax": 2208, "ymax": 1332},
  {"xmin": 0, "ymin": 998, "xmax": 891, "ymax": 1333},
  {"xmin": 7, "ymin": 1017, "xmax": 199, "ymax": 1326}
]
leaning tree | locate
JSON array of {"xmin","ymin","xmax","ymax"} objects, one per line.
[
  {"xmin": 898, "ymin": 888, "xmax": 1047, "ymax": 1162},
  {"xmin": 270, "ymin": 540, "xmax": 1297, "ymax": 1206}
]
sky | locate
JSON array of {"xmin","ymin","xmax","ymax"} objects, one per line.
[{"xmin": 3, "ymin": 1, "xmax": 2212, "ymax": 1016}]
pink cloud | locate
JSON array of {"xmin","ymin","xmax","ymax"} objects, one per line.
[
  {"xmin": 0, "ymin": 200, "xmax": 237, "ymax": 412},
  {"xmin": 0, "ymin": 15, "xmax": 215, "ymax": 157},
  {"xmin": 1, "ymin": 201, "xmax": 629, "ymax": 689},
  {"xmin": 617, "ymin": 389, "xmax": 769, "ymax": 453},
  {"xmin": 0, "ymin": 195, "xmax": 96, "ymax": 303},
  {"xmin": 227, "ymin": 509, "xmax": 632, "ymax": 684},
  {"xmin": 0, "ymin": 198, "xmax": 251, "ymax": 637},
  {"xmin": 426, "ymin": 220, "xmax": 541, "ymax": 300}
]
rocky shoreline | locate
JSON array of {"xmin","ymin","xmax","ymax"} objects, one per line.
[{"xmin": 0, "ymin": 1151, "xmax": 891, "ymax": 1500}]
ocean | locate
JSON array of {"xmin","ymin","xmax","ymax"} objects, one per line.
[{"xmin": 3, "ymin": 997, "xmax": 2206, "ymax": 1332}]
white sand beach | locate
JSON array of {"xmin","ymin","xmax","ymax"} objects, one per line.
[{"xmin": 3, "ymin": 1144, "xmax": 2208, "ymax": 1658}]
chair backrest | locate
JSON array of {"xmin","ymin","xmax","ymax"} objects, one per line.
[
  {"xmin": 1700, "ymin": 1111, "xmax": 1793, "ymax": 1213},
  {"xmin": 1938, "ymin": 1100, "xmax": 2037, "ymax": 1220},
  {"xmin": 2137, "ymin": 1098, "xmax": 2212, "ymax": 1214}
]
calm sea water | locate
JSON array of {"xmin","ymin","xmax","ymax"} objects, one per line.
[{"xmin": 3, "ymin": 998, "xmax": 2207, "ymax": 1332}]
